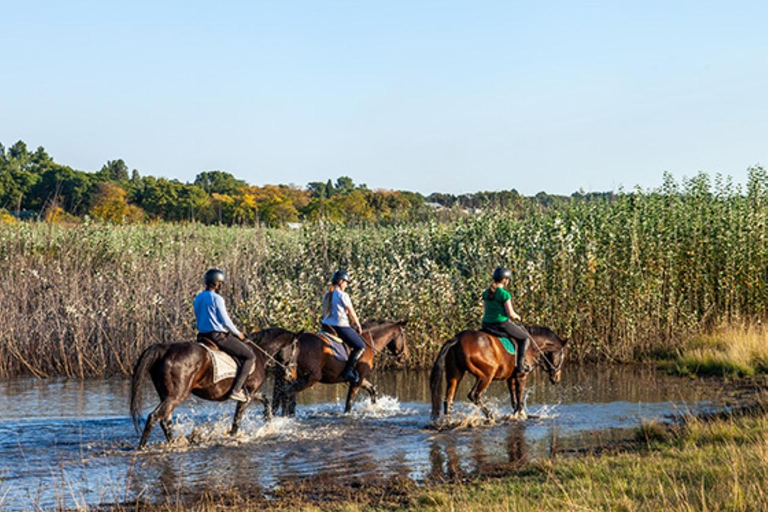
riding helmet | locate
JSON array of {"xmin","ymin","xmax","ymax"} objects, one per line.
[
  {"xmin": 492, "ymin": 266, "xmax": 512, "ymax": 282},
  {"xmin": 204, "ymin": 268, "xmax": 226, "ymax": 286},
  {"xmin": 331, "ymin": 269, "xmax": 351, "ymax": 284}
]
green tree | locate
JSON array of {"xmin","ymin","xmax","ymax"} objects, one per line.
[
  {"xmin": 98, "ymin": 159, "xmax": 130, "ymax": 182},
  {"xmin": 194, "ymin": 170, "xmax": 247, "ymax": 195}
]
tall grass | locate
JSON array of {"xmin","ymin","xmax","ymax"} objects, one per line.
[
  {"xmin": 1, "ymin": 170, "xmax": 767, "ymax": 378},
  {"xmin": 672, "ymin": 323, "xmax": 768, "ymax": 377}
]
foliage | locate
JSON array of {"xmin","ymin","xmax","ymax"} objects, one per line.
[{"xmin": 1, "ymin": 168, "xmax": 768, "ymax": 377}]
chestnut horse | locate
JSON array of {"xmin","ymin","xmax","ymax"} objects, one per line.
[
  {"xmin": 130, "ymin": 328, "xmax": 299, "ymax": 448},
  {"xmin": 272, "ymin": 320, "xmax": 409, "ymax": 415},
  {"xmin": 430, "ymin": 325, "xmax": 567, "ymax": 421}
]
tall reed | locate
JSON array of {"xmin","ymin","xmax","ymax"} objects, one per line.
[{"xmin": 1, "ymin": 170, "xmax": 766, "ymax": 377}]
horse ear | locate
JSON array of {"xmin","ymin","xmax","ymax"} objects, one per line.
[
  {"xmin": 399, "ymin": 320, "xmax": 409, "ymax": 326},
  {"xmin": 562, "ymin": 338, "xmax": 569, "ymax": 346}
]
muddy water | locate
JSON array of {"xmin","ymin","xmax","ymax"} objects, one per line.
[{"xmin": 0, "ymin": 366, "xmax": 719, "ymax": 511}]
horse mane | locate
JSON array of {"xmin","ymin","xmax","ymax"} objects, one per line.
[
  {"xmin": 249, "ymin": 327, "xmax": 294, "ymax": 344},
  {"xmin": 523, "ymin": 325, "xmax": 567, "ymax": 347},
  {"xmin": 362, "ymin": 318, "xmax": 394, "ymax": 329}
]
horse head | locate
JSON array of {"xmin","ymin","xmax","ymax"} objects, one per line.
[
  {"xmin": 284, "ymin": 331, "xmax": 301, "ymax": 382},
  {"xmin": 526, "ymin": 326, "xmax": 568, "ymax": 384},
  {"xmin": 248, "ymin": 327, "xmax": 300, "ymax": 383},
  {"xmin": 387, "ymin": 320, "xmax": 409, "ymax": 366}
]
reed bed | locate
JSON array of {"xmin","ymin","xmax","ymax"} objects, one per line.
[{"xmin": 1, "ymin": 170, "xmax": 767, "ymax": 378}]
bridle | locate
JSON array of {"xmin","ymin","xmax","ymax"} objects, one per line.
[
  {"xmin": 529, "ymin": 336, "xmax": 565, "ymax": 374},
  {"xmin": 361, "ymin": 324, "xmax": 407, "ymax": 360},
  {"xmin": 245, "ymin": 335, "xmax": 299, "ymax": 375}
]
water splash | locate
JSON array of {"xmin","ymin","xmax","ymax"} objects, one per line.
[{"xmin": 349, "ymin": 395, "xmax": 413, "ymax": 419}]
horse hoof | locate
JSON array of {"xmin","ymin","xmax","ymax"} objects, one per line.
[{"xmin": 515, "ymin": 410, "xmax": 528, "ymax": 421}]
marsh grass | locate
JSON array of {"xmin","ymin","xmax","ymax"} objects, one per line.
[
  {"xmin": 2, "ymin": 170, "xmax": 768, "ymax": 377},
  {"xmin": 672, "ymin": 324, "xmax": 768, "ymax": 377}
]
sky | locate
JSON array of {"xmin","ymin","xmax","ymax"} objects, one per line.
[{"xmin": 1, "ymin": 1, "xmax": 766, "ymax": 195}]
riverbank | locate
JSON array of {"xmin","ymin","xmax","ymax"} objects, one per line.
[{"xmin": 83, "ymin": 378, "xmax": 767, "ymax": 512}]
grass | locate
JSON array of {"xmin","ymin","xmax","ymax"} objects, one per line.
[
  {"xmin": 87, "ymin": 401, "xmax": 768, "ymax": 512},
  {"xmin": 671, "ymin": 324, "xmax": 768, "ymax": 378}
]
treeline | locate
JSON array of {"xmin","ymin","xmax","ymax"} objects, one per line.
[{"xmin": 0, "ymin": 140, "xmax": 584, "ymax": 226}]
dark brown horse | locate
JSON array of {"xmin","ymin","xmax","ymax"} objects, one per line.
[
  {"xmin": 130, "ymin": 328, "xmax": 299, "ymax": 448},
  {"xmin": 272, "ymin": 320, "xmax": 409, "ymax": 415},
  {"xmin": 430, "ymin": 325, "xmax": 567, "ymax": 421}
]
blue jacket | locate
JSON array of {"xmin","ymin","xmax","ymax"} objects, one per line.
[{"xmin": 193, "ymin": 290, "xmax": 241, "ymax": 336}]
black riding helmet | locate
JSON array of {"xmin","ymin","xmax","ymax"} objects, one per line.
[
  {"xmin": 492, "ymin": 266, "xmax": 512, "ymax": 283},
  {"xmin": 331, "ymin": 269, "xmax": 350, "ymax": 285},
  {"xmin": 204, "ymin": 268, "xmax": 225, "ymax": 286}
]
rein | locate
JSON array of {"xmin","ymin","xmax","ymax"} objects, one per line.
[
  {"xmin": 361, "ymin": 326, "xmax": 406, "ymax": 360},
  {"xmin": 529, "ymin": 335, "xmax": 565, "ymax": 373},
  {"xmin": 245, "ymin": 336, "xmax": 297, "ymax": 374}
]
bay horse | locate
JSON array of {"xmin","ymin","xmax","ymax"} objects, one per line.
[
  {"xmin": 272, "ymin": 320, "xmax": 409, "ymax": 415},
  {"xmin": 430, "ymin": 325, "xmax": 567, "ymax": 421},
  {"xmin": 130, "ymin": 328, "xmax": 299, "ymax": 449}
]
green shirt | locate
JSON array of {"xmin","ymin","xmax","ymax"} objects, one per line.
[{"xmin": 482, "ymin": 286, "xmax": 511, "ymax": 324}]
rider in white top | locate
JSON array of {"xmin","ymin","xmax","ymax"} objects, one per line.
[{"xmin": 321, "ymin": 270, "xmax": 365, "ymax": 383}]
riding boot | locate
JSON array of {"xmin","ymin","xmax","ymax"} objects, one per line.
[
  {"xmin": 340, "ymin": 347, "xmax": 364, "ymax": 383},
  {"xmin": 516, "ymin": 338, "xmax": 533, "ymax": 374},
  {"xmin": 230, "ymin": 358, "xmax": 254, "ymax": 402}
]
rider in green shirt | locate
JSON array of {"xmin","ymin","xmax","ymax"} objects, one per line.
[{"xmin": 481, "ymin": 267, "xmax": 533, "ymax": 373}]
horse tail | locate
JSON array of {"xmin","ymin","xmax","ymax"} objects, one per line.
[
  {"xmin": 130, "ymin": 344, "xmax": 168, "ymax": 435},
  {"xmin": 430, "ymin": 335, "xmax": 461, "ymax": 420}
]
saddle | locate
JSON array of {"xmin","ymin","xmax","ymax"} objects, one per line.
[
  {"xmin": 480, "ymin": 326, "xmax": 516, "ymax": 355},
  {"xmin": 316, "ymin": 331, "xmax": 349, "ymax": 362},
  {"xmin": 196, "ymin": 339, "xmax": 255, "ymax": 383}
]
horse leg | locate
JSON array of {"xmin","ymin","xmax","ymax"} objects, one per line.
[
  {"xmin": 160, "ymin": 417, "xmax": 174, "ymax": 442},
  {"xmin": 253, "ymin": 392, "xmax": 271, "ymax": 421},
  {"xmin": 444, "ymin": 367, "xmax": 464, "ymax": 418},
  {"xmin": 139, "ymin": 398, "xmax": 177, "ymax": 448},
  {"xmin": 468, "ymin": 375, "xmax": 495, "ymax": 419},
  {"xmin": 230, "ymin": 400, "xmax": 251, "ymax": 436},
  {"xmin": 344, "ymin": 384, "xmax": 361, "ymax": 413},
  {"xmin": 270, "ymin": 367, "xmax": 284, "ymax": 416},
  {"xmin": 514, "ymin": 375, "xmax": 528, "ymax": 419},
  {"xmin": 507, "ymin": 378, "xmax": 518, "ymax": 413},
  {"xmin": 361, "ymin": 378, "xmax": 377, "ymax": 403}
]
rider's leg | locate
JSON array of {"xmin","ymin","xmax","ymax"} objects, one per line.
[
  {"xmin": 502, "ymin": 322, "xmax": 533, "ymax": 373},
  {"xmin": 337, "ymin": 326, "xmax": 365, "ymax": 383},
  {"xmin": 216, "ymin": 333, "xmax": 256, "ymax": 401}
]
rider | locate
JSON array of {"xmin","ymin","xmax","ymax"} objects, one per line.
[
  {"xmin": 481, "ymin": 266, "xmax": 533, "ymax": 374},
  {"xmin": 321, "ymin": 269, "xmax": 366, "ymax": 383},
  {"xmin": 194, "ymin": 268, "xmax": 255, "ymax": 402}
]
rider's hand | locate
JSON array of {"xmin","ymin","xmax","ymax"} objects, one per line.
[
  {"xmin": 355, "ymin": 324, "xmax": 363, "ymax": 334},
  {"xmin": 237, "ymin": 332, "xmax": 246, "ymax": 341},
  {"xmin": 513, "ymin": 314, "xmax": 522, "ymax": 322}
]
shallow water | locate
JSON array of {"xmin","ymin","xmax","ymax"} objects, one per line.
[{"xmin": 0, "ymin": 365, "xmax": 720, "ymax": 511}]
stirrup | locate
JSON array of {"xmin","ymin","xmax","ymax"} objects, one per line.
[{"xmin": 229, "ymin": 390, "xmax": 249, "ymax": 402}]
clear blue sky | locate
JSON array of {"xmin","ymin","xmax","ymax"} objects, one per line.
[{"xmin": 1, "ymin": 1, "xmax": 766, "ymax": 195}]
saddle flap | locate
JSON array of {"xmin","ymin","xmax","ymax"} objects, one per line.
[
  {"xmin": 316, "ymin": 332, "xmax": 349, "ymax": 362},
  {"xmin": 199, "ymin": 343, "xmax": 255, "ymax": 383}
]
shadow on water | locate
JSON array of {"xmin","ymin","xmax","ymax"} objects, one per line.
[{"xmin": 0, "ymin": 365, "xmax": 722, "ymax": 511}]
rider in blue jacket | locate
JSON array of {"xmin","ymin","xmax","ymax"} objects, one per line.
[{"xmin": 194, "ymin": 268, "xmax": 255, "ymax": 402}]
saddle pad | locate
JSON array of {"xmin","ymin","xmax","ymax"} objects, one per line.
[
  {"xmin": 499, "ymin": 337, "xmax": 516, "ymax": 355},
  {"xmin": 199, "ymin": 343, "xmax": 255, "ymax": 383},
  {"xmin": 316, "ymin": 332, "xmax": 349, "ymax": 362}
]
